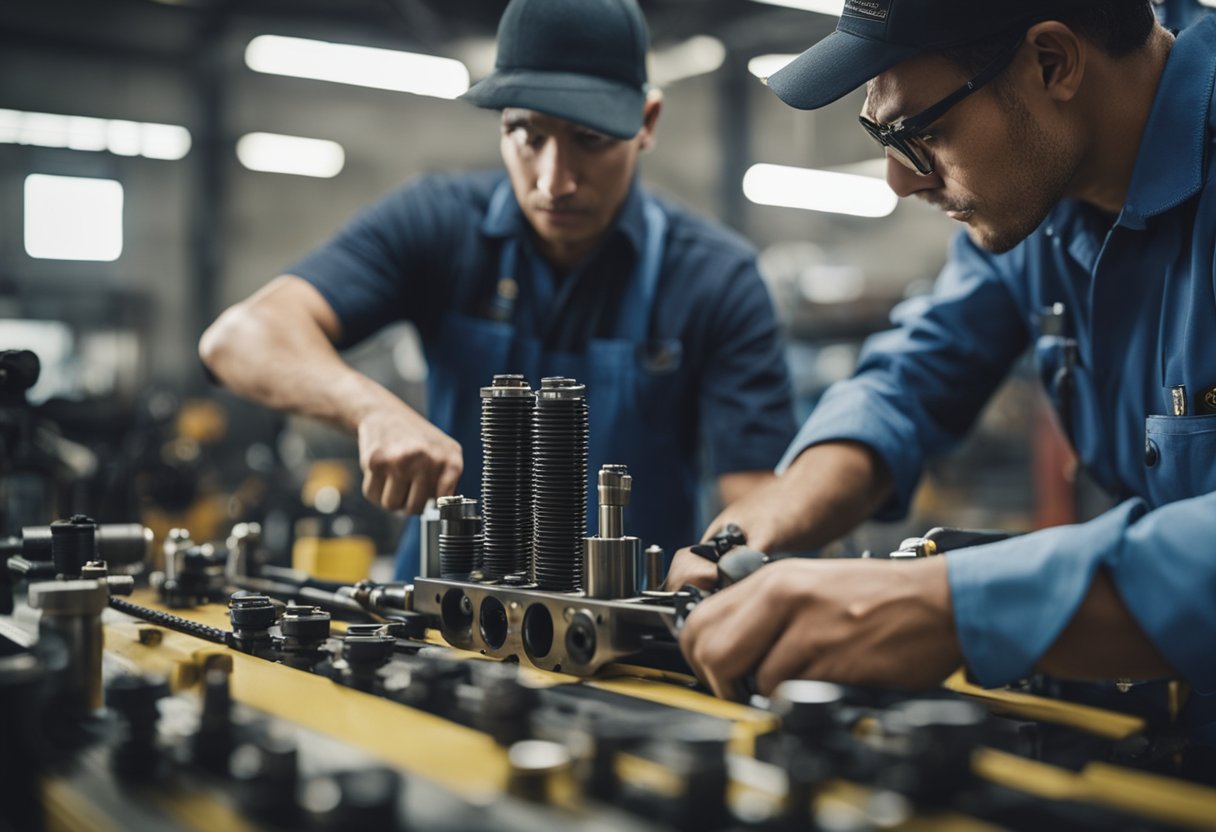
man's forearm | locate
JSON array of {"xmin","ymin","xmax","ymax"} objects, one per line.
[
  {"xmin": 199, "ymin": 278, "xmax": 407, "ymax": 432},
  {"xmin": 716, "ymin": 441, "xmax": 893, "ymax": 553},
  {"xmin": 1037, "ymin": 567, "xmax": 1174, "ymax": 680}
]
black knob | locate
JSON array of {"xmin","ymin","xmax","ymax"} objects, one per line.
[
  {"xmin": 50, "ymin": 515, "xmax": 97, "ymax": 579},
  {"xmin": 105, "ymin": 674, "xmax": 169, "ymax": 779}
]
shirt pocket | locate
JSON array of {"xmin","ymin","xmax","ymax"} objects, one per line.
[{"xmin": 1143, "ymin": 414, "xmax": 1216, "ymax": 506}]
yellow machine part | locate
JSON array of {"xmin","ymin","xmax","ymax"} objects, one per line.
[{"xmin": 291, "ymin": 534, "xmax": 375, "ymax": 583}]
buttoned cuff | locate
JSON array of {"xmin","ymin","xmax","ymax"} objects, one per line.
[
  {"xmin": 946, "ymin": 500, "xmax": 1145, "ymax": 688},
  {"xmin": 777, "ymin": 379, "xmax": 925, "ymax": 520}
]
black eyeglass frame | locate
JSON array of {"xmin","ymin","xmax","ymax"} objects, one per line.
[{"xmin": 859, "ymin": 33, "xmax": 1026, "ymax": 176}]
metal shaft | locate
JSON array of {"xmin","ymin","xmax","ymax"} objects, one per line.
[{"xmin": 584, "ymin": 464, "xmax": 639, "ymax": 600}]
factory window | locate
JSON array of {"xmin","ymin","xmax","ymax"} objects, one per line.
[{"xmin": 24, "ymin": 174, "xmax": 123, "ymax": 262}]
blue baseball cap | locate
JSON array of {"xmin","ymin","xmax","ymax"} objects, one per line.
[
  {"xmin": 767, "ymin": 0, "xmax": 1090, "ymax": 110},
  {"xmin": 462, "ymin": 0, "xmax": 650, "ymax": 140}
]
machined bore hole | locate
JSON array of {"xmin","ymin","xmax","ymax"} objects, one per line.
[
  {"xmin": 522, "ymin": 604, "xmax": 554, "ymax": 660},
  {"xmin": 440, "ymin": 589, "xmax": 473, "ymax": 643},
  {"xmin": 565, "ymin": 612, "xmax": 597, "ymax": 666},
  {"xmin": 479, "ymin": 596, "xmax": 509, "ymax": 650}
]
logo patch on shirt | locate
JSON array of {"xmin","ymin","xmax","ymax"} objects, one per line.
[{"xmin": 843, "ymin": 0, "xmax": 891, "ymax": 21}]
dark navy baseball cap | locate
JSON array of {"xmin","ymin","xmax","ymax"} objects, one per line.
[
  {"xmin": 462, "ymin": 0, "xmax": 650, "ymax": 139},
  {"xmin": 767, "ymin": 0, "xmax": 1092, "ymax": 111}
]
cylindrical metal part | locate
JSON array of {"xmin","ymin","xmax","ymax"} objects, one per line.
[
  {"xmin": 595, "ymin": 464, "xmax": 631, "ymax": 539},
  {"xmin": 583, "ymin": 538, "xmax": 640, "ymax": 600},
  {"xmin": 50, "ymin": 515, "xmax": 96, "ymax": 578},
  {"xmin": 506, "ymin": 740, "xmax": 575, "ymax": 805},
  {"xmin": 27, "ymin": 579, "xmax": 109, "ymax": 715},
  {"xmin": 533, "ymin": 377, "xmax": 588, "ymax": 591},
  {"xmin": 162, "ymin": 528, "xmax": 193, "ymax": 582},
  {"xmin": 437, "ymin": 496, "xmax": 482, "ymax": 580},
  {"xmin": 643, "ymin": 545, "xmax": 665, "ymax": 592},
  {"xmin": 480, "ymin": 375, "xmax": 535, "ymax": 579},
  {"xmin": 226, "ymin": 522, "xmax": 261, "ymax": 581},
  {"xmin": 20, "ymin": 523, "xmax": 152, "ymax": 568}
]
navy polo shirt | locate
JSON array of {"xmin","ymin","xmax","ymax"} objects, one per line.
[{"xmin": 288, "ymin": 169, "xmax": 796, "ymax": 478}]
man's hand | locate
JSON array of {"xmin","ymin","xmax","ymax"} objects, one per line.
[
  {"xmin": 679, "ymin": 557, "xmax": 961, "ymax": 699},
  {"xmin": 665, "ymin": 545, "xmax": 721, "ymax": 591},
  {"xmin": 357, "ymin": 406, "xmax": 463, "ymax": 515}
]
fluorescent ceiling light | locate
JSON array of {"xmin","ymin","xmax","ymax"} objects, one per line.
[
  {"xmin": 246, "ymin": 35, "xmax": 470, "ymax": 99},
  {"xmin": 750, "ymin": 0, "xmax": 844, "ymax": 15},
  {"xmin": 649, "ymin": 36, "xmax": 727, "ymax": 86},
  {"xmin": 743, "ymin": 163, "xmax": 897, "ymax": 218},
  {"xmin": 0, "ymin": 109, "xmax": 190, "ymax": 160},
  {"xmin": 25, "ymin": 174, "xmax": 124, "ymax": 261},
  {"xmin": 748, "ymin": 53, "xmax": 799, "ymax": 81},
  {"xmin": 236, "ymin": 132, "xmax": 345, "ymax": 178}
]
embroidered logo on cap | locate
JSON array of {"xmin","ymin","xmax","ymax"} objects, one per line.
[{"xmin": 843, "ymin": 0, "xmax": 891, "ymax": 21}]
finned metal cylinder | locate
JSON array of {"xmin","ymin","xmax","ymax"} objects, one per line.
[
  {"xmin": 50, "ymin": 515, "xmax": 96, "ymax": 578},
  {"xmin": 643, "ymin": 545, "xmax": 665, "ymax": 592},
  {"xmin": 480, "ymin": 375, "xmax": 535, "ymax": 579},
  {"xmin": 28, "ymin": 579, "xmax": 109, "ymax": 715},
  {"xmin": 437, "ymin": 496, "xmax": 482, "ymax": 579},
  {"xmin": 533, "ymin": 377, "xmax": 588, "ymax": 591},
  {"xmin": 584, "ymin": 464, "xmax": 639, "ymax": 599}
]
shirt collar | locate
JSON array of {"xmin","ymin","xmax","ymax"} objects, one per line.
[
  {"xmin": 479, "ymin": 174, "xmax": 648, "ymax": 257},
  {"xmin": 1118, "ymin": 16, "xmax": 1216, "ymax": 230}
]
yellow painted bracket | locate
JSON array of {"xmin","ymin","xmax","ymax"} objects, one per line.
[{"xmin": 944, "ymin": 669, "xmax": 1146, "ymax": 739}]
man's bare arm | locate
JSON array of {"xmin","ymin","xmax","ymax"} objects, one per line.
[
  {"xmin": 199, "ymin": 275, "xmax": 462, "ymax": 514},
  {"xmin": 666, "ymin": 441, "xmax": 893, "ymax": 589}
]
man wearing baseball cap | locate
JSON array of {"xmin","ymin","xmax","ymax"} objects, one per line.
[
  {"xmin": 674, "ymin": 1, "xmax": 1216, "ymax": 744},
  {"xmin": 201, "ymin": 0, "xmax": 795, "ymax": 580}
]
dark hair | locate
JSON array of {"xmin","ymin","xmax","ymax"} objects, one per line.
[{"xmin": 941, "ymin": 0, "xmax": 1156, "ymax": 76}]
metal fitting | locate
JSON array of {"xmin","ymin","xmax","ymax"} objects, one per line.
[
  {"xmin": 643, "ymin": 545, "xmax": 666, "ymax": 592},
  {"xmin": 583, "ymin": 465, "xmax": 640, "ymax": 600},
  {"xmin": 226, "ymin": 522, "xmax": 262, "ymax": 581},
  {"xmin": 28, "ymin": 579, "xmax": 109, "ymax": 714}
]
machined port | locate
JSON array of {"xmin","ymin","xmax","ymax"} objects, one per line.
[
  {"xmin": 564, "ymin": 610, "xmax": 597, "ymax": 667},
  {"xmin": 522, "ymin": 604, "xmax": 554, "ymax": 660},
  {"xmin": 440, "ymin": 588, "xmax": 474, "ymax": 645},
  {"xmin": 479, "ymin": 596, "xmax": 509, "ymax": 650}
]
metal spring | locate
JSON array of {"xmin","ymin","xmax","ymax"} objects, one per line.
[{"xmin": 108, "ymin": 597, "xmax": 228, "ymax": 644}]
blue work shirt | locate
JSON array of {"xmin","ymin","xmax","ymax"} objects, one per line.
[
  {"xmin": 289, "ymin": 170, "xmax": 796, "ymax": 569},
  {"xmin": 780, "ymin": 18, "xmax": 1216, "ymax": 739}
]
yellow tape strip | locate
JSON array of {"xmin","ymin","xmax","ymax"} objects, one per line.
[
  {"xmin": 944, "ymin": 670, "xmax": 1145, "ymax": 739},
  {"xmin": 975, "ymin": 748, "xmax": 1216, "ymax": 831}
]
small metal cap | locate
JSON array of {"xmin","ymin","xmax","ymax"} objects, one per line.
[
  {"xmin": 437, "ymin": 495, "xmax": 479, "ymax": 519},
  {"xmin": 481, "ymin": 374, "xmax": 534, "ymax": 398},
  {"xmin": 537, "ymin": 377, "xmax": 586, "ymax": 400}
]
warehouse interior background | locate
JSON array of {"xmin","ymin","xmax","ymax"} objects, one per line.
[{"xmin": 2, "ymin": 0, "xmax": 1203, "ymax": 562}]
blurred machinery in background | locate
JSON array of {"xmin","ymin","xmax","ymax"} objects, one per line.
[{"xmin": 3, "ymin": 372, "xmax": 1216, "ymax": 832}]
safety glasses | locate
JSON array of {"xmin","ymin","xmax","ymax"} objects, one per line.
[{"xmin": 859, "ymin": 33, "xmax": 1025, "ymax": 176}]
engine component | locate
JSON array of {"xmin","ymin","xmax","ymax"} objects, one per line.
[
  {"xmin": 49, "ymin": 515, "xmax": 98, "ymax": 578},
  {"xmin": 231, "ymin": 726, "xmax": 302, "ymax": 826},
  {"xmin": 480, "ymin": 374, "xmax": 535, "ymax": 579},
  {"xmin": 226, "ymin": 521, "xmax": 262, "ymax": 581},
  {"xmin": 27, "ymin": 578, "xmax": 109, "ymax": 716},
  {"xmin": 105, "ymin": 673, "xmax": 169, "ymax": 779},
  {"xmin": 507, "ymin": 740, "xmax": 575, "ymax": 805},
  {"xmin": 193, "ymin": 664, "xmax": 236, "ymax": 775},
  {"xmin": 584, "ymin": 465, "xmax": 641, "ymax": 600},
  {"xmin": 643, "ymin": 545, "xmax": 665, "ymax": 593},
  {"xmin": 5, "ymin": 522, "xmax": 153, "ymax": 569},
  {"xmin": 437, "ymin": 495, "xmax": 482, "ymax": 580},
  {"xmin": 228, "ymin": 592, "xmax": 277, "ymax": 655},
  {"xmin": 533, "ymin": 377, "xmax": 588, "ymax": 591},
  {"xmin": 341, "ymin": 630, "xmax": 395, "ymax": 692},
  {"xmin": 278, "ymin": 605, "xmax": 332, "ymax": 670},
  {"xmin": 474, "ymin": 663, "xmax": 539, "ymax": 746}
]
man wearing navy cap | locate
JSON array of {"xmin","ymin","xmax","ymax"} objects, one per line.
[
  {"xmin": 674, "ymin": 0, "xmax": 1216, "ymax": 744},
  {"xmin": 201, "ymin": 0, "xmax": 796, "ymax": 579}
]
